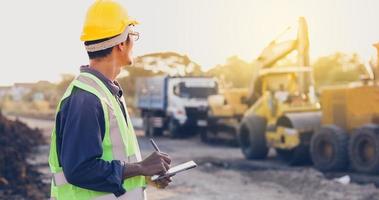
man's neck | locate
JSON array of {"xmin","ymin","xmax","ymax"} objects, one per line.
[{"xmin": 89, "ymin": 57, "xmax": 118, "ymax": 81}]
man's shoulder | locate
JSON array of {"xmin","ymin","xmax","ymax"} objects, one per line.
[{"xmin": 61, "ymin": 87, "xmax": 102, "ymax": 110}]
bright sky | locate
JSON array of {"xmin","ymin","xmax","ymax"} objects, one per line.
[{"xmin": 0, "ymin": 0, "xmax": 378, "ymax": 86}]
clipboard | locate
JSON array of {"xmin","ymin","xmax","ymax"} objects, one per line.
[{"xmin": 151, "ymin": 160, "xmax": 197, "ymax": 181}]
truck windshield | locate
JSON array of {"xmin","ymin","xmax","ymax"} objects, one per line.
[{"xmin": 176, "ymin": 81, "xmax": 218, "ymax": 99}]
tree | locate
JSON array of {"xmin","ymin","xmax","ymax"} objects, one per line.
[
  {"xmin": 313, "ymin": 52, "xmax": 367, "ymax": 88},
  {"xmin": 117, "ymin": 67, "xmax": 155, "ymax": 103},
  {"xmin": 133, "ymin": 52, "xmax": 202, "ymax": 76},
  {"xmin": 206, "ymin": 56, "xmax": 253, "ymax": 88},
  {"xmin": 117, "ymin": 52, "xmax": 203, "ymax": 106}
]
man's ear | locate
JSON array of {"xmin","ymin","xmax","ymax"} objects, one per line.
[{"xmin": 117, "ymin": 41, "xmax": 127, "ymax": 51}]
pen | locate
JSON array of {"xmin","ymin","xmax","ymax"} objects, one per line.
[{"xmin": 150, "ymin": 138, "xmax": 161, "ymax": 152}]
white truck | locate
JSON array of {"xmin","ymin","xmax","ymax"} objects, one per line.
[{"xmin": 136, "ymin": 76, "xmax": 218, "ymax": 138}]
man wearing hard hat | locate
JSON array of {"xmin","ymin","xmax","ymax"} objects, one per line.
[{"xmin": 48, "ymin": 0, "xmax": 172, "ymax": 199}]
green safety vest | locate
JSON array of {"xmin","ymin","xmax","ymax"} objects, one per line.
[{"xmin": 48, "ymin": 72, "xmax": 146, "ymax": 200}]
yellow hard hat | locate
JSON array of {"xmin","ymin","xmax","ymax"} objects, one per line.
[{"xmin": 80, "ymin": 0, "xmax": 138, "ymax": 42}]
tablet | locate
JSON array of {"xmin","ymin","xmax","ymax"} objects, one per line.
[{"xmin": 151, "ymin": 160, "xmax": 197, "ymax": 181}]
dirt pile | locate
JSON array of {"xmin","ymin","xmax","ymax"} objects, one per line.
[{"xmin": 0, "ymin": 112, "xmax": 49, "ymax": 200}]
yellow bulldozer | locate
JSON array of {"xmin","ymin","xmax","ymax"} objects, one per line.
[
  {"xmin": 203, "ymin": 88, "xmax": 248, "ymax": 142},
  {"xmin": 309, "ymin": 44, "xmax": 379, "ymax": 173}
]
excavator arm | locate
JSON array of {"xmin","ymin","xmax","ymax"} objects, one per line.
[{"xmin": 247, "ymin": 17, "xmax": 310, "ymax": 101}]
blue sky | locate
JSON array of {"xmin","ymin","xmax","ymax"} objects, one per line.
[{"xmin": 0, "ymin": 0, "xmax": 378, "ymax": 85}]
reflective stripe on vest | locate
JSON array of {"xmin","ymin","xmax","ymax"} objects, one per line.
[
  {"xmin": 52, "ymin": 171, "xmax": 67, "ymax": 187},
  {"xmin": 76, "ymin": 75, "xmax": 137, "ymax": 162},
  {"xmin": 49, "ymin": 72, "xmax": 146, "ymax": 200}
]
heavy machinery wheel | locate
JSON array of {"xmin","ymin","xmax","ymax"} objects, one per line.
[
  {"xmin": 238, "ymin": 115, "xmax": 268, "ymax": 159},
  {"xmin": 274, "ymin": 113, "xmax": 321, "ymax": 165},
  {"xmin": 310, "ymin": 125, "xmax": 349, "ymax": 171},
  {"xmin": 349, "ymin": 125, "xmax": 379, "ymax": 174},
  {"xmin": 168, "ymin": 119, "xmax": 182, "ymax": 138}
]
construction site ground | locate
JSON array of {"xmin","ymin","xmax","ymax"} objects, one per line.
[{"xmin": 11, "ymin": 116, "xmax": 379, "ymax": 200}]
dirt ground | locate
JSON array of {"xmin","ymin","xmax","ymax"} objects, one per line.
[
  {"xmin": 12, "ymin": 116, "xmax": 379, "ymax": 200},
  {"xmin": 0, "ymin": 114, "xmax": 49, "ymax": 200}
]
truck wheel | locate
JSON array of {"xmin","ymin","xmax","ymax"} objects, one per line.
[
  {"xmin": 310, "ymin": 125, "xmax": 348, "ymax": 171},
  {"xmin": 349, "ymin": 125, "xmax": 379, "ymax": 174},
  {"xmin": 152, "ymin": 128, "xmax": 164, "ymax": 137},
  {"xmin": 143, "ymin": 116, "xmax": 152, "ymax": 137},
  {"xmin": 238, "ymin": 115, "xmax": 268, "ymax": 159},
  {"xmin": 143, "ymin": 116, "xmax": 164, "ymax": 137},
  {"xmin": 200, "ymin": 128, "xmax": 209, "ymax": 143},
  {"xmin": 168, "ymin": 119, "xmax": 182, "ymax": 138}
]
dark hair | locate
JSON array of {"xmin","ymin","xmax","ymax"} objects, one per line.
[{"xmin": 84, "ymin": 34, "xmax": 119, "ymax": 59}]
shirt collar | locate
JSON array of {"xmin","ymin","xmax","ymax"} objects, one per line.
[{"xmin": 80, "ymin": 65, "xmax": 123, "ymax": 97}]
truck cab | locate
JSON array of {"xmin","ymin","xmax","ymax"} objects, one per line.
[
  {"xmin": 168, "ymin": 77, "xmax": 217, "ymax": 126},
  {"xmin": 137, "ymin": 76, "xmax": 217, "ymax": 138}
]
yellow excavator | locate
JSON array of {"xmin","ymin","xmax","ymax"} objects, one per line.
[
  {"xmin": 204, "ymin": 17, "xmax": 321, "ymax": 158},
  {"xmin": 208, "ymin": 17, "xmax": 379, "ymax": 173},
  {"xmin": 237, "ymin": 18, "xmax": 379, "ymax": 173},
  {"xmin": 237, "ymin": 17, "xmax": 321, "ymax": 165}
]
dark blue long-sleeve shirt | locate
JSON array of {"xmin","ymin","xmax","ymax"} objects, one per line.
[{"xmin": 55, "ymin": 66, "xmax": 129, "ymax": 196}]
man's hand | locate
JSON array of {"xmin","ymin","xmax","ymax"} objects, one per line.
[
  {"xmin": 139, "ymin": 151, "xmax": 171, "ymax": 176},
  {"xmin": 122, "ymin": 152, "xmax": 171, "ymax": 180},
  {"xmin": 146, "ymin": 175, "xmax": 174, "ymax": 189},
  {"xmin": 152, "ymin": 176, "xmax": 173, "ymax": 189}
]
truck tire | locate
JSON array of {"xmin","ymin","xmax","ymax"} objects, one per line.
[
  {"xmin": 199, "ymin": 128, "xmax": 209, "ymax": 143},
  {"xmin": 143, "ymin": 116, "xmax": 152, "ymax": 137},
  {"xmin": 143, "ymin": 116, "xmax": 163, "ymax": 137},
  {"xmin": 238, "ymin": 115, "xmax": 268, "ymax": 160},
  {"xmin": 152, "ymin": 128, "xmax": 164, "ymax": 136},
  {"xmin": 349, "ymin": 125, "xmax": 379, "ymax": 174},
  {"xmin": 310, "ymin": 125, "xmax": 348, "ymax": 171},
  {"xmin": 168, "ymin": 119, "xmax": 182, "ymax": 138}
]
